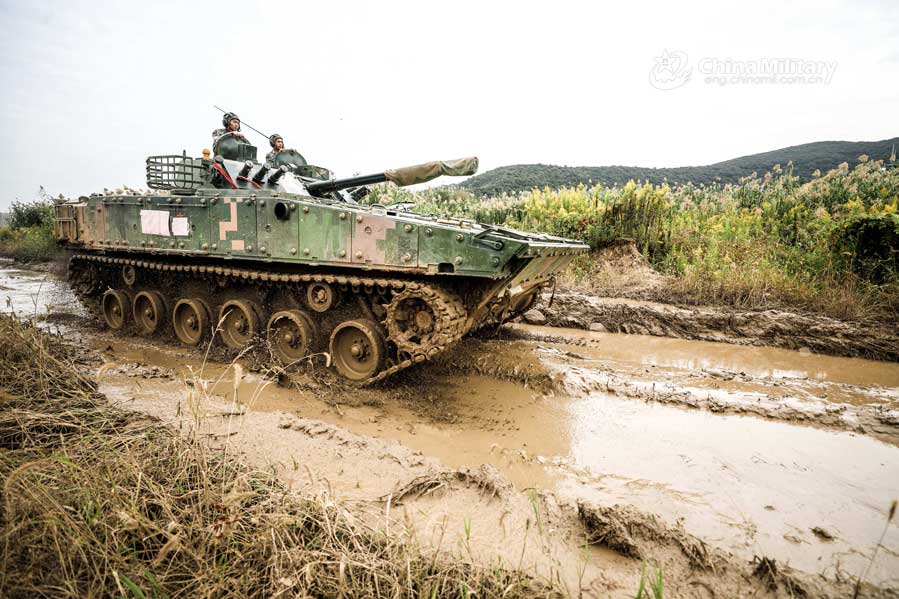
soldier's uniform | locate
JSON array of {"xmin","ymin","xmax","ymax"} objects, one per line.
[{"xmin": 265, "ymin": 149, "xmax": 279, "ymax": 163}]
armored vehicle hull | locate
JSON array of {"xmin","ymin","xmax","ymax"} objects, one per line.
[{"xmin": 55, "ymin": 146, "xmax": 587, "ymax": 383}]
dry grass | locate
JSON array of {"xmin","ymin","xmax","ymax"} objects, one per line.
[{"xmin": 0, "ymin": 314, "xmax": 562, "ymax": 598}]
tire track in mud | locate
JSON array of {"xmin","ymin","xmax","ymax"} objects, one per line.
[
  {"xmin": 536, "ymin": 291, "xmax": 899, "ymax": 362},
  {"xmin": 495, "ymin": 324, "xmax": 899, "ymax": 445}
]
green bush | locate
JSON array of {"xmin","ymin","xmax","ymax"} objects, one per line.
[
  {"xmin": 0, "ymin": 224, "xmax": 57, "ymax": 262},
  {"xmin": 833, "ymin": 213, "xmax": 899, "ymax": 284},
  {"xmin": 0, "ymin": 199, "xmax": 59, "ymax": 261},
  {"xmin": 9, "ymin": 200, "xmax": 53, "ymax": 231}
]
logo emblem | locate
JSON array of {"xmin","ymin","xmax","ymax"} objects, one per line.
[{"xmin": 649, "ymin": 49, "xmax": 691, "ymax": 90}]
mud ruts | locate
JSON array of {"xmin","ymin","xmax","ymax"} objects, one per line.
[{"xmin": 539, "ymin": 291, "xmax": 899, "ymax": 362}]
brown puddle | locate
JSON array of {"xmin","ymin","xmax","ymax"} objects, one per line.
[{"xmin": 3, "ymin": 262, "xmax": 899, "ymax": 589}]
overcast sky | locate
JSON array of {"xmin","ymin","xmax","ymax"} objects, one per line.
[{"xmin": 1, "ymin": 0, "xmax": 897, "ymax": 208}]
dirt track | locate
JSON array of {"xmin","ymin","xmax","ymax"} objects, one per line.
[{"xmin": 3, "ymin": 261, "xmax": 899, "ymax": 598}]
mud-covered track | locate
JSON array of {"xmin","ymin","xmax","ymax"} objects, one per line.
[{"xmin": 69, "ymin": 253, "xmax": 471, "ymax": 384}]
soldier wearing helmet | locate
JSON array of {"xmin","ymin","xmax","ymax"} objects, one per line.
[
  {"xmin": 265, "ymin": 134, "xmax": 284, "ymax": 162},
  {"xmin": 212, "ymin": 112, "xmax": 248, "ymax": 146}
]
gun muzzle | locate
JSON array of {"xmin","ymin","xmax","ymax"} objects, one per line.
[
  {"xmin": 267, "ymin": 165, "xmax": 289, "ymax": 185},
  {"xmin": 252, "ymin": 163, "xmax": 271, "ymax": 184}
]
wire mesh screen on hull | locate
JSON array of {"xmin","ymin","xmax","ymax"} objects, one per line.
[{"xmin": 146, "ymin": 155, "xmax": 208, "ymax": 191}]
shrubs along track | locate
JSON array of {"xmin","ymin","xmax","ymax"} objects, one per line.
[{"xmin": 0, "ymin": 314, "xmax": 562, "ymax": 598}]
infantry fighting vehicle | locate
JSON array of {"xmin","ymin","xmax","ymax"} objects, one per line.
[{"xmin": 54, "ymin": 133, "xmax": 588, "ymax": 383}]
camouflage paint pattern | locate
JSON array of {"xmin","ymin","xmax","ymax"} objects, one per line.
[{"xmin": 54, "ymin": 154, "xmax": 589, "ymax": 305}]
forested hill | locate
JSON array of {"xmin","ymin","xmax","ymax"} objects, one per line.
[{"xmin": 461, "ymin": 138, "xmax": 899, "ymax": 195}]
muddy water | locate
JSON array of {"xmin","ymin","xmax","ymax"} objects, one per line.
[
  {"xmin": 3, "ymin": 262, "xmax": 899, "ymax": 588},
  {"xmin": 0, "ymin": 263, "xmax": 86, "ymax": 323}
]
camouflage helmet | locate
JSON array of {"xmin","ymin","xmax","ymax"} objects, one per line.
[
  {"xmin": 222, "ymin": 112, "xmax": 241, "ymax": 130},
  {"xmin": 269, "ymin": 133, "xmax": 283, "ymax": 148}
]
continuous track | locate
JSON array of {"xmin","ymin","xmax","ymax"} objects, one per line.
[{"xmin": 69, "ymin": 253, "xmax": 470, "ymax": 385}]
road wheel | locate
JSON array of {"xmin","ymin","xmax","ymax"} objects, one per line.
[
  {"xmin": 172, "ymin": 299, "xmax": 210, "ymax": 346},
  {"xmin": 101, "ymin": 289, "xmax": 130, "ymax": 330},
  {"xmin": 386, "ymin": 290, "xmax": 441, "ymax": 353},
  {"xmin": 329, "ymin": 319, "xmax": 385, "ymax": 381},
  {"xmin": 267, "ymin": 310, "xmax": 313, "ymax": 367},
  {"xmin": 133, "ymin": 291, "xmax": 166, "ymax": 335},
  {"xmin": 219, "ymin": 300, "xmax": 260, "ymax": 349},
  {"xmin": 122, "ymin": 264, "xmax": 137, "ymax": 287},
  {"xmin": 306, "ymin": 282, "xmax": 336, "ymax": 312}
]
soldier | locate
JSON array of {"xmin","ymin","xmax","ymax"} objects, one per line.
[
  {"xmin": 212, "ymin": 112, "xmax": 248, "ymax": 146},
  {"xmin": 266, "ymin": 133, "xmax": 284, "ymax": 162}
]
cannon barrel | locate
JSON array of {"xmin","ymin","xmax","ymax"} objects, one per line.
[
  {"xmin": 305, "ymin": 172, "xmax": 389, "ymax": 196},
  {"xmin": 305, "ymin": 157, "xmax": 478, "ymax": 198}
]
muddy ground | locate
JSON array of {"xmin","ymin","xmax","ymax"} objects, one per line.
[
  {"xmin": 530, "ymin": 292, "xmax": 899, "ymax": 363},
  {"xmin": 3, "ymin": 260, "xmax": 898, "ymax": 598}
]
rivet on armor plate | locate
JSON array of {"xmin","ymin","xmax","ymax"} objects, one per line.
[
  {"xmin": 211, "ymin": 198, "xmax": 218, "ymax": 204},
  {"xmin": 200, "ymin": 198, "xmax": 206, "ymax": 205},
  {"xmin": 303, "ymin": 206, "xmax": 309, "ymax": 213},
  {"xmin": 425, "ymin": 228, "xmax": 433, "ymax": 237},
  {"xmin": 401, "ymin": 252, "xmax": 412, "ymax": 262},
  {"xmin": 339, "ymin": 212, "xmax": 347, "ymax": 220},
  {"xmin": 210, "ymin": 243, "xmax": 217, "ymax": 250},
  {"xmin": 259, "ymin": 199, "xmax": 265, "ymax": 207},
  {"xmin": 290, "ymin": 247, "xmax": 297, "ymax": 255},
  {"xmin": 170, "ymin": 241, "xmax": 175, "ymax": 248},
  {"xmin": 175, "ymin": 198, "xmax": 181, "ymax": 204},
  {"xmin": 364, "ymin": 226, "xmax": 372, "ymax": 234},
  {"xmin": 356, "ymin": 215, "xmax": 363, "ymax": 223},
  {"xmin": 492, "ymin": 256, "xmax": 500, "ymax": 265},
  {"xmin": 456, "ymin": 233, "xmax": 464, "ymax": 242},
  {"xmin": 303, "ymin": 248, "xmax": 310, "ymax": 255},
  {"xmin": 454, "ymin": 256, "xmax": 463, "ymax": 265},
  {"xmin": 290, "ymin": 204, "xmax": 297, "ymax": 211},
  {"xmin": 260, "ymin": 246, "xmax": 267, "ymax": 254},
  {"xmin": 247, "ymin": 245, "xmax": 253, "ymax": 252},
  {"xmin": 201, "ymin": 243, "xmax": 208, "ymax": 250},
  {"xmin": 404, "ymin": 224, "xmax": 413, "ymax": 233},
  {"xmin": 179, "ymin": 242, "xmax": 185, "ymax": 248},
  {"xmin": 355, "ymin": 251, "xmax": 363, "ymax": 259},
  {"xmin": 339, "ymin": 250, "xmax": 346, "ymax": 257}
]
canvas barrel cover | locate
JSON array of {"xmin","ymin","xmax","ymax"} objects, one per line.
[{"xmin": 385, "ymin": 157, "xmax": 479, "ymax": 187}]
